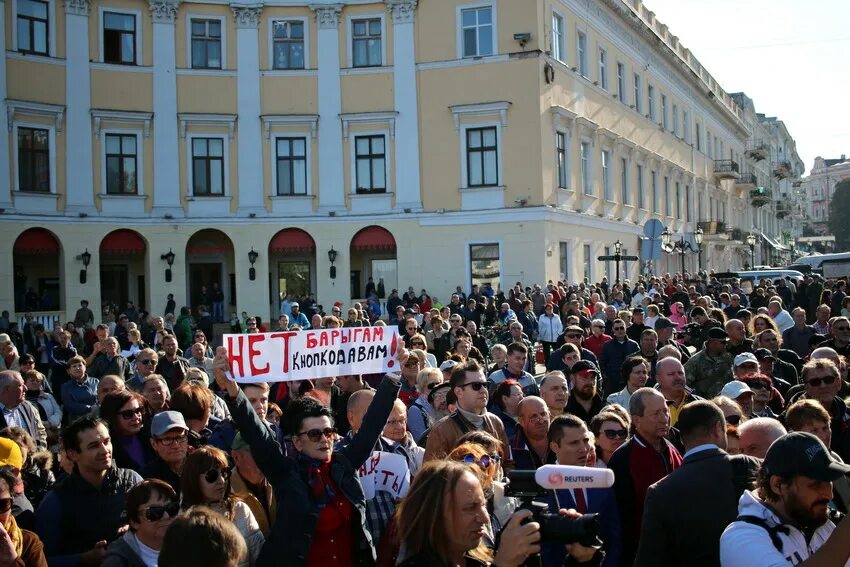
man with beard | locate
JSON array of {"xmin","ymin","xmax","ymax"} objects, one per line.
[
  {"xmin": 656, "ymin": 357, "xmax": 701, "ymax": 427},
  {"xmin": 720, "ymin": 432, "xmax": 850, "ymax": 566},
  {"xmin": 565, "ymin": 360, "xmax": 605, "ymax": 425},
  {"xmin": 512, "ymin": 396, "xmax": 554, "ymax": 469}
]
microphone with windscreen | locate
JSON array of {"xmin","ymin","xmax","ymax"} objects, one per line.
[{"xmin": 534, "ymin": 464, "xmax": 615, "ymax": 490}]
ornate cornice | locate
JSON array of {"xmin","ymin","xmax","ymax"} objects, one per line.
[
  {"xmin": 231, "ymin": 5, "xmax": 262, "ymax": 29},
  {"xmin": 64, "ymin": 0, "xmax": 90, "ymax": 16},
  {"xmin": 386, "ymin": 0, "xmax": 417, "ymax": 24},
  {"xmin": 149, "ymin": 0, "xmax": 180, "ymax": 23},
  {"xmin": 310, "ymin": 4, "xmax": 342, "ymax": 29}
]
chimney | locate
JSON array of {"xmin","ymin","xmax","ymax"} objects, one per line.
[{"xmin": 842, "ymin": 154, "xmax": 847, "ymax": 161}]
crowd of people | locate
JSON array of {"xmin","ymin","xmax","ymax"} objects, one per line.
[{"xmin": 3, "ymin": 270, "xmax": 850, "ymax": 566}]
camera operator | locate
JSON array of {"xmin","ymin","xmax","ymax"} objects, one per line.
[{"xmin": 397, "ymin": 460, "xmax": 599, "ymax": 566}]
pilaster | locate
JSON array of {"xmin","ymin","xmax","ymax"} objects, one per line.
[{"xmin": 64, "ymin": 0, "xmax": 95, "ymax": 213}]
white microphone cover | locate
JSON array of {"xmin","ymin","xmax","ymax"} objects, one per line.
[{"xmin": 534, "ymin": 465, "xmax": 615, "ymax": 490}]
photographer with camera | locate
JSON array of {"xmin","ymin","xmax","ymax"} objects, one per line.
[{"xmin": 397, "ymin": 460, "xmax": 599, "ymax": 566}]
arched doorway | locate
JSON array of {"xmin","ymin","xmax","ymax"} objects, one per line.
[
  {"xmin": 13, "ymin": 228, "xmax": 62, "ymax": 312},
  {"xmin": 185, "ymin": 229, "xmax": 234, "ymax": 322},
  {"xmin": 268, "ymin": 228, "xmax": 316, "ymax": 317},
  {"xmin": 99, "ymin": 229, "xmax": 147, "ymax": 313},
  {"xmin": 349, "ymin": 226, "xmax": 396, "ymax": 300}
]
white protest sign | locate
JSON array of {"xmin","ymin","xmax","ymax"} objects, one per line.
[
  {"xmin": 224, "ymin": 327, "xmax": 400, "ymax": 383},
  {"xmin": 356, "ymin": 450, "xmax": 411, "ymax": 500}
]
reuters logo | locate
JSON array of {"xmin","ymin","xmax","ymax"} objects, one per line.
[{"xmin": 547, "ymin": 472, "xmax": 563, "ymax": 487}]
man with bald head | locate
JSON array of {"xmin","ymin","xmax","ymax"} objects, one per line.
[
  {"xmin": 737, "ymin": 417, "xmax": 786, "ymax": 459},
  {"xmin": 656, "ymin": 357, "xmax": 701, "ymax": 427},
  {"xmin": 513, "ymin": 396, "xmax": 554, "ymax": 469},
  {"xmin": 724, "ymin": 318, "xmax": 753, "ymax": 357}
]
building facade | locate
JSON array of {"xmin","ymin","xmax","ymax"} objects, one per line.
[
  {"xmin": 2, "ymin": 0, "xmax": 794, "ymax": 324},
  {"xmin": 803, "ymin": 155, "xmax": 850, "ymax": 237}
]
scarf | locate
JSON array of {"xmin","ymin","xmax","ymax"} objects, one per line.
[
  {"xmin": 4, "ymin": 513, "xmax": 23, "ymax": 558},
  {"xmin": 298, "ymin": 454, "xmax": 335, "ymax": 509}
]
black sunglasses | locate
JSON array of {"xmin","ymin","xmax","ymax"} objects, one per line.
[
  {"xmin": 806, "ymin": 376, "xmax": 837, "ymax": 388},
  {"xmin": 204, "ymin": 468, "xmax": 231, "ymax": 484},
  {"xmin": 143, "ymin": 501, "xmax": 180, "ymax": 522},
  {"xmin": 426, "ymin": 382, "xmax": 441, "ymax": 391},
  {"xmin": 566, "ymin": 333, "xmax": 583, "ymax": 339},
  {"xmin": 602, "ymin": 429, "xmax": 628, "ymax": 440},
  {"xmin": 298, "ymin": 427, "xmax": 337, "ymax": 442},
  {"xmin": 460, "ymin": 382, "xmax": 487, "ymax": 391},
  {"xmin": 746, "ymin": 381, "xmax": 770, "ymax": 391},
  {"xmin": 138, "ymin": 359, "xmax": 155, "ymax": 366},
  {"xmin": 726, "ymin": 415, "xmax": 742, "ymax": 426},
  {"xmin": 0, "ymin": 498, "xmax": 11, "ymax": 514},
  {"xmin": 118, "ymin": 407, "xmax": 144, "ymax": 420}
]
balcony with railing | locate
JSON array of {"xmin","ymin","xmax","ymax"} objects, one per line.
[
  {"xmin": 698, "ymin": 220, "xmax": 730, "ymax": 240},
  {"xmin": 736, "ymin": 172, "xmax": 758, "ymax": 189},
  {"xmin": 774, "ymin": 161, "xmax": 792, "ymax": 180},
  {"xmin": 714, "ymin": 159, "xmax": 740, "ymax": 180},
  {"xmin": 751, "ymin": 187, "xmax": 773, "ymax": 207},
  {"xmin": 745, "ymin": 140, "xmax": 769, "ymax": 162}
]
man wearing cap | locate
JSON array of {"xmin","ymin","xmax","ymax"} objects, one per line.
[
  {"xmin": 753, "ymin": 348, "xmax": 795, "ymax": 398},
  {"xmin": 655, "ymin": 357, "xmax": 702, "ymax": 427},
  {"xmin": 142, "ymin": 411, "xmax": 189, "ymax": 498},
  {"xmin": 231, "ymin": 433, "xmax": 276, "ymax": 537},
  {"xmin": 684, "ymin": 328, "xmax": 734, "ymax": 398},
  {"xmin": 564, "ymin": 362, "xmax": 605, "ymax": 425},
  {"xmin": 720, "ymin": 432, "xmax": 850, "ymax": 566},
  {"xmin": 654, "ymin": 318, "xmax": 691, "ymax": 363},
  {"xmin": 720, "ymin": 381, "xmax": 755, "ymax": 417},
  {"xmin": 538, "ymin": 303, "xmax": 563, "ymax": 365}
]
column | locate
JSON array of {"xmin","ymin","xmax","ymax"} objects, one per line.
[
  {"xmin": 312, "ymin": 4, "xmax": 345, "ymax": 211},
  {"xmin": 232, "ymin": 5, "xmax": 265, "ymax": 215},
  {"xmin": 149, "ymin": 0, "xmax": 182, "ymax": 216},
  {"xmin": 0, "ymin": 0, "xmax": 10, "ymax": 209},
  {"xmin": 387, "ymin": 0, "xmax": 421, "ymax": 211},
  {"xmin": 64, "ymin": 0, "xmax": 95, "ymax": 213}
]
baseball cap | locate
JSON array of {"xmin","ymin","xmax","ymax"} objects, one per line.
[
  {"xmin": 564, "ymin": 325, "xmax": 584, "ymax": 335},
  {"xmin": 706, "ymin": 328, "xmax": 728, "ymax": 341},
  {"xmin": 763, "ymin": 432, "xmax": 850, "ymax": 482},
  {"xmin": 753, "ymin": 348, "xmax": 775, "ymax": 361},
  {"xmin": 654, "ymin": 318, "xmax": 676, "ymax": 330},
  {"xmin": 570, "ymin": 360, "xmax": 598, "ymax": 375},
  {"xmin": 151, "ymin": 411, "xmax": 189, "ymax": 438},
  {"xmin": 733, "ymin": 352, "xmax": 759, "ymax": 367},
  {"xmin": 720, "ymin": 381, "xmax": 753, "ymax": 399},
  {"xmin": 439, "ymin": 360, "xmax": 458, "ymax": 372},
  {"xmin": 0, "ymin": 438, "xmax": 22, "ymax": 470}
]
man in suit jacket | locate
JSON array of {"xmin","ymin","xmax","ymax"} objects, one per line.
[
  {"xmin": 0, "ymin": 370, "xmax": 47, "ymax": 449},
  {"xmin": 543, "ymin": 414, "xmax": 620, "ymax": 567},
  {"xmin": 634, "ymin": 400, "xmax": 760, "ymax": 567}
]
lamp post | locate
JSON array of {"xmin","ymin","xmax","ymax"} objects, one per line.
[
  {"xmin": 661, "ymin": 226, "xmax": 703, "ymax": 280},
  {"xmin": 746, "ymin": 232, "xmax": 757, "ymax": 268},
  {"xmin": 613, "ymin": 240, "xmax": 623, "ymax": 284},
  {"xmin": 78, "ymin": 249, "xmax": 91, "ymax": 284},
  {"xmin": 247, "ymin": 248, "xmax": 259, "ymax": 281},
  {"xmin": 161, "ymin": 249, "xmax": 176, "ymax": 283},
  {"xmin": 328, "ymin": 247, "xmax": 338, "ymax": 279}
]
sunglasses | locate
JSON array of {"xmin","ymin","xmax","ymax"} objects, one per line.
[
  {"xmin": 726, "ymin": 415, "xmax": 742, "ymax": 426},
  {"xmin": 203, "ymin": 468, "xmax": 231, "ymax": 484},
  {"xmin": 138, "ymin": 359, "xmax": 156, "ymax": 366},
  {"xmin": 0, "ymin": 498, "xmax": 11, "ymax": 514},
  {"xmin": 143, "ymin": 501, "xmax": 180, "ymax": 522},
  {"xmin": 426, "ymin": 382, "xmax": 441, "ymax": 391},
  {"xmin": 297, "ymin": 427, "xmax": 337, "ymax": 442},
  {"xmin": 566, "ymin": 333, "xmax": 583, "ymax": 339},
  {"xmin": 602, "ymin": 429, "xmax": 628, "ymax": 440},
  {"xmin": 460, "ymin": 381, "xmax": 487, "ymax": 391},
  {"xmin": 461, "ymin": 453, "xmax": 501, "ymax": 469},
  {"xmin": 806, "ymin": 376, "xmax": 838, "ymax": 388},
  {"xmin": 118, "ymin": 407, "xmax": 144, "ymax": 420},
  {"xmin": 746, "ymin": 381, "xmax": 770, "ymax": 391}
]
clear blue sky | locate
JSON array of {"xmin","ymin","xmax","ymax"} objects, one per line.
[{"xmin": 645, "ymin": 0, "xmax": 850, "ymax": 174}]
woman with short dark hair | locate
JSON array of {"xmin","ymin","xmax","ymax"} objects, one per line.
[
  {"xmin": 159, "ymin": 507, "xmax": 246, "ymax": 567},
  {"xmin": 102, "ymin": 480, "xmax": 177, "ymax": 567},
  {"xmin": 100, "ymin": 391, "xmax": 154, "ymax": 473}
]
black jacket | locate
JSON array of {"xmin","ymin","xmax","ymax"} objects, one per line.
[
  {"xmin": 634, "ymin": 447, "xmax": 759, "ymax": 567},
  {"xmin": 87, "ymin": 354, "xmax": 134, "ymax": 381},
  {"xmin": 226, "ymin": 376, "xmax": 400, "ymax": 567}
]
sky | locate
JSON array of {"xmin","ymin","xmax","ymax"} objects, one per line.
[{"xmin": 645, "ymin": 0, "xmax": 850, "ymax": 174}]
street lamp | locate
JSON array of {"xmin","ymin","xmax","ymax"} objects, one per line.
[
  {"xmin": 78, "ymin": 249, "xmax": 91, "ymax": 284},
  {"xmin": 328, "ymin": 247, "xmax": 338, "ymax": 279},
  {"xmin": 746, "ymin": 232, "xmax": 757, "ymax": 268},
  {"xmin": 161, "ymin": 249, "xmax": 176, "ymax": 283},
  {"xmin": 661, "ymin": 227, "xmax": 703, "ymax": 280},
  {"xmin": 613, "ymin": 240, "xmax": 623, "ymax": 283},
  {"xmin": 247, "ymin": 248, "xmax": 259, "ymax": 281}
]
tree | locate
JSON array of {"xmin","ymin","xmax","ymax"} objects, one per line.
[{"xmin": 829, "ymin": 180, "xmax": 850, "ymax": 249}]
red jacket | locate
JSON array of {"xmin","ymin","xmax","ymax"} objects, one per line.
[{"xmin": 584, "ymin": 334, "xmax": 612, "ymax": 358}]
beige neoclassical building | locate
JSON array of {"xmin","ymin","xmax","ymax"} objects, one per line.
[{"xmin": 1, "ymin": 0, "xmax": 796, "ymax": 324}]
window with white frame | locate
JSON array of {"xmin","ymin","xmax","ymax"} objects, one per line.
[
  {"xmin": 556, "ymin": 131, "xmax": 567, "ymax": 189},
  {"xmin": 663, "ymin": 176, "xmax": 670, "ymax": 216},
  {"xmin": 17, "ymin": 126, "xmax": 50, "ymax": 193},
  {"xmin": 352, "ymin": 18, "xmax": 381, "ymax": 68},
  {"xmin": 651, "ymin": 170, "xmax": 658, "ymax": 212},
  {"xmin": 559, "ymin": 242, "xmax": 569, "ymax": 280},
  {"xmin": 598, "ymin": 47, "xmax": 608, "ymax": 90},
  {"xmin": 583, "ymin": 244, "xmax": 592, "ymax": 281},
  {"xmin": 576, "ymin": 31, "xmax": 587, "ymax": 76},
  {"xmin": 104, "ymin": 133, "xmax": 138, "ymax": 194},
  {"xmin": 637, "ymin": 164, "xmax": 644, "ymax": 208},
  {"xmin": 16, "ymin": 0, "xmax": 49, "ymax": 55},
  {"xmin": 103, "ymin": 11, "xmax": 136, "ymax": 64},
  {"xmin": 190, "ymin": 18, "xmax": 222, "ymax": 69},
  {"xmin": 616, "ymin": 62, "xmax": 625, "ymax": 103},
  {"xmin": 275, "ymin": 137, "xmax": 307, "ymax": 196},
  {"xmin": 551, "ymin": 13, "xmax": 564, "ymax": 63},
  {"xmin": 661, "ymin": 94, "xmax": 668, "ymax": 129},
  {"xmin": 354, "ymin": 134, "xmax": 386, "ymax": 193},
  {"xmin": 601, "ymin": 149, "xmax": 611, "ymax": 200},
  {"xmin": 581, "ymin": 141, "xmax": 592, "ymax": 195},
  {"xmin": 672, "ymin": 103, "xmax": 679, "ymax": 136},
  {"xmin": 470, "ymin": 243, "xmax": 500, "ymax": 291},
  {"xmin": 633, "ymin": 73, "xmax": 642, "ymax": 113},
  {"xmin": 191, "ymin": 137, "xmax": 225, "ymax": 196},
  {"xmin": 620, "ymin": 157, "xmax": 629, "ymax": 205},
  {"xmin": 647, "ymin": 84, "xmax": 655, "ymax": 121},
  {"xmin": 460, "ymin": 5, "xmax": 493, "ymax": 58},
  {"xmin": 272, "ymin": 20, "xmax": 305, "ymax": 69},
  {"xmin": 466, "ymin": 126, "xmax": 498, "ymax": 187}
]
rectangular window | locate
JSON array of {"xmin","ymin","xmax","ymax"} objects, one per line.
[
  {"xmin": 352, "ymin": 18, "xmax": 381, "ymax": 67},
  {"xmin": 598, "ymin": 48, "xmax": 607, "ymax": 90},
  {"xmin": 683, "ymin": 110, "xmax": 690, "ymax": 143},
  {"xmin": 620, "ymin": 157, "xmax": 629, "ymax": 205},
  {"xmin": 466, "ymin": 127, "xmax": 498, "ymax": 187},
  {"xmin": 17, "ymin": 127, "xmax": 50, "ymax": 193},
  {"xmin": 191, "ymin": 137, "xmax": 224, "ymax": 196},
  {"xmin": 672, "ymin": 103, "xmax": 679, "ymax": 136},
  {"xmin": 275, "ymin": 137, "xmax": 307, "ymax": 195},
  {"xmin": 633, "ymin": 73, "xmax": 642, "ymax": 113},
  {"xmin": 190, "ymin": 19, "xmax": 222, "ymax": 69},
  {"xmin": 559, "ymin": 242, "xmax": 569, "ymax": 280},
  {"xmin": 583, "ymin": 244, "xmax": 592, "ymax": 281},
  {"xmin": 601, "ymin": 149, "xmax": 611, "ymax": 200},
  {"xmin": 661, "ymin": 94, "xmax": 668, "ymax": 129},
  {"xmin": 461, "ymin": 6, "xmax": 493, "ymax": 58},
  {"xmin": 104, "ymin": 133, "xmax": 137, "ymax": 194},
  {"xmin": 696, "ymin": 122, "xmax": 702, "ymax": 151},
  {"xmin": 706, "ymin": 129, "xmax": 712, "ymax": 158},
  {"xmin": 552, "ymin": 13, "xmax": 564, "ymax": 62},
  {"xmin": 647, "ymin": 84, "xmax": 655, "ymax": 121},
  {"xmin": 651, "ymin": 170, "xmax": 658, "ymax": 212},
  {"xmin": 714, "ymin": 136, "xmax": 719, "ymax": 159},
  {"xmin": 675, "ymin": 181, "xmax": 681, "ymax": 218},
  {"xmin": 686, "ymin": 185, "xmax": 692, "ymax": 222},
  {"xmin": 16, "ymin": 0, "xmax": 49, "ymax": 55},
  {"xmin": 576, "ymin": 31, "xmax": 587, "ymax": 76},
  {"xmin": 698, "ymin": 192, "xmax": 703, "ymax": 221},
  {"xmin": 663, "ymin": 176, "xmax": 670, "ymax": 216},
  {"xmin": 581, "ymin": 142, "xmax": 592, "ymax": 195},
  {"xmin": 470, "ymin": 243, "xmax": 500, "ymax": 292},
  {"xmin": 103, "ymin": 11, "xmax": 136, "ymax": 64},
  {"xmin": 355, "ymin": 134, "xmax": 387, "ymax": 193},
  {"xmin": 637, "ymin": 164, "xmax": 644, "ymax": 209},
  {"xmin": 616, "ymin": 62, "xmax": 625, "ymax": 103},
  {"xmin": 272, "ymin": 20, "xmax": 305, "ymax": 69},
  {"xmin": 556, "ymin": 131, "xmax": 567, "ymax": 189}
]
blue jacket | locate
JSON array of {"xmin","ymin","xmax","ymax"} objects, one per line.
[
  {"xmin": 599, "ymin": 338, "xmax": 639, "ymax": 394},
  {"xmin": 60, "ymin": 377, "xmax": 98, "ymax": 419},
  {"xmin": 543, "ymin": 484, "xmax": 622, "ymax": 567}
]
